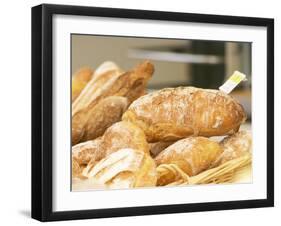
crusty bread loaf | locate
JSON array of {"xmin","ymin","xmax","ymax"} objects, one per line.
[
  {"xmin": 101, "ymin": 121, "xmax": 150, "ymax": 156},
  {"xmin": 72, "ymin": 67, "xmax": 94, "ymax": 102},
  {"xmin": 72, "ymin": 61, "xmax": 154, "ymax": 144},
  {"xmin": 72, "ymin": 121, "xmax": 150, "ymax": 179},
  {"xmin": 123, "ymin": 87, "xmax": 247, "ymax": 142},
  {"xmin": 72, "ymin": 60, "xmax": 154, "ymax": 117},
  {"xmin": 72, "ymin": 96, "xmax": 128, "ymax": 144},
  {"xmin": 72, "ymin": 137, "xmax": 103, "ymax": 165},
  {"xmin": 212, "ymin": 130, "xmax": 252, "ymax": 167},
  {"xmin": 72, "ymin": 61, "xmax": 123, "ymax": 117},
  {"xmin": 155, "ymin": 137, "xmax": 223, "ymax": 185},
  {"xmin": 82, "ymin": 148, "xmax": 157, "ymax": 189}
]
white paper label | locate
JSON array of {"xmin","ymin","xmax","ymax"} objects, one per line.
[{"xmin": 219, "ymin": 71, "xmax": 247, "ymax": 94}]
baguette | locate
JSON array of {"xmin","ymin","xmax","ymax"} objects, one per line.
[
  {"xmin": 123, "ymin": 87, "xmax": 247, "ymax": 142},
  {"xmin": 72, "ymin": 61, "xmax": 154, "ymax": 144}
]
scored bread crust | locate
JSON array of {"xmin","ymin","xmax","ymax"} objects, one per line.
[
  {"xmin": 72, "ymin": 61, "xmax": 154, "ymax": 145},
  {"xmin": 122, "ymin": 87, "xmax": 247, "ymax": 142}
]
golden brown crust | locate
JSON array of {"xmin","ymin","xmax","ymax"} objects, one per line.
[
  {"xmin": 149, "ymin": 141, "xmax": 175, "ymax": 157},
  {"xmin": 72, "ymin": 67, "xmax": 94, "ymax": 102},
  {"xmin": 72, "ymin": 137, "xmax": 103, "ymax": 165},
  {"xmin": 212, "ymin": 130, "xmax": 252, "ymax": 166},
  {"xmin": 101, "ymin": 121, "xmax": 150, "ymax": 156},
  {"xmin": 72, "ymin": 121, "xmax": 150, "ymax": 179},
  {"xmin": 72, "ymin": 61, "xmax": 154, "ymax": 145},
  {"xmin": 72, "ymin": 60, "xmax": 154, "ymax": 117},
  {"xmin": 123, "ymin": 87, "xmax": 247, "ymax": 142},
  {"xmin": 82, "ymin": 148, "xmax": 157, "ymax": 189},
  {"xmin": 155, "ymin": 137, "xmax": 223, "ymax": 177},
  {"xmin": 72, "ymin": 96, "xmax": 128, "ymax": 144}
]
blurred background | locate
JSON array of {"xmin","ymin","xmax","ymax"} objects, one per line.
[{"xmin": 71, "ymin": 34, "xmax": 251, "ymax": 120}]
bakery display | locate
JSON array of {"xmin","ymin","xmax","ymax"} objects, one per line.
[
  {"xmin": 71, "ymin": 61, "xmax": 252, "ymax": 190},
  {"xmin": 72, "ymin": 61, "xmax": 154, "ymax": 145},
  {"xmin": 122, "ymin": 87, "xmax": 247, "ymax": 142}
]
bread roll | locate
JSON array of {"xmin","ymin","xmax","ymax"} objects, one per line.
[
  {"xmin": 82, "ymin": 148, "xmax": 157, "ymax": 189},
  {"xmin": 155, "ymin": 137, "xmax": 223, "ymax": 185},
  {"xmin": 122, "ymin": 87, "xmax": 247, "ymax": 142},
  {"xmin": 213, "ymin": 130, "xmax": 252, "ymax": 166},
  {"xmin": 72, "ymin": 67, "xmax": 94, "ymax": 102}
]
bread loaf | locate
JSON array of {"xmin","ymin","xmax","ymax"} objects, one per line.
[
  {"xmin": 101, "ymin": 121, "xmax": 150, "ymax": 156},
  {"xmin": 72, "ymin": 67, "xmax": 94, "ymax": 102},
  {"xmin": 72, "ymin": 121, "xmax": 150, "ymax": 179},
  {"xmin": 72, "ymin": 61, "xmax": 154, "ymax": 144},
  {"xmin": 123, "ymin": 87, "xmax": 247, "ymax": 142},
  {"xmin": 212, "ymin": 130, "xmax": 252, "ymax": 167},
  {"xmin": 72, "ymin": 96, "xmax": 128, "ymax": 144},
  {"xmin": 82, "ymin": 148, "xmax": 157, "ymax": 189},
  {"xmin": 155, "ymin": 137, "xmax": 223, "ymax": 185}
]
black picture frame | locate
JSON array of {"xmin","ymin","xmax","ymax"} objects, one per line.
[{"xmin": 32, "ymin": 3, "xmax": 274, "ymax": 222}]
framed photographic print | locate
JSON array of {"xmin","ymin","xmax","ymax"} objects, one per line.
[{"xmin": 31, "ymin": 3, "xmax": 274, "ymax": 221}]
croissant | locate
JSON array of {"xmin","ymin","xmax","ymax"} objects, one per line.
[
  {"xmin": 122, "ymin": 87, "xmax": 247, "ymax": 142},
  {"xmin": 155, "ymin": 137, "xmax": 223, "ymax": 185},
  {"xmin": 72, "ymin": 67, "xmax": 94, "ymax": 102},
  {"xmin": 82, "ymin": 148, "xmax": 157, "ymax": 189}
]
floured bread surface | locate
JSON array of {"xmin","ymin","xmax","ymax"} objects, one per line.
[
  {"xmin": 82, "ymin": 148, "xmax": 157, "ymax": 189},
  {"xmin": 72, "ymin": 61, "xmax": 154, "ymax": 145},
  {"xmin": 73, "ymin": 96, "xmax": 128, "ymax": 144},
  {"xmin": 155, "ymin": 137, "xmax": 223, "ymax": 177},
  {"xmin": 72, "ymin": 137, "xmax": 104, "ymax": 165},
  {"xmin": 213, "ymin": 130, "xmax": 252, "ymax": 166},
  {"xmin": 123, "ymin": 87, "xmax": 247, "ymax": 142},
  {"xmin": 101, "ymin": 121, "xmax": 150, "ymax": 156}
]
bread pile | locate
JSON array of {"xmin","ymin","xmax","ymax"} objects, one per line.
[{"xmin": 72, "ymin": 61, "xmax": 252, "ymax": 190}]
